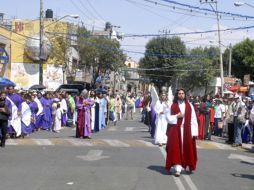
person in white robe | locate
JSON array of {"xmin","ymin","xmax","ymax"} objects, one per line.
[
  {"xmin": 21, "ymin": 97, "xmax": 33, "ymax": 136},
  {"xmin": 54, "ymin": 103, "xmax": 62, "ymax": 132},
  {"xmin": 154, "ymin": 92, "xmax": 170, "ymax": 146}
]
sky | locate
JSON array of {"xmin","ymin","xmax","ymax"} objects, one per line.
[{"xmin": 1, "ymin": 0, "xmax": 254, "ymax": 61}]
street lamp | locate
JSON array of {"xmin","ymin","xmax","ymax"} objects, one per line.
[
  {"xmin": 234, "ymin": 1, "xmax": 254, "ymax": 8},
  {"xmin": 39, "ymin": 1, "xmax": 79, "ymax": 85},
  {"xmin": 44, "ymin": 14, "xmax": 79, "ymax": 28}
]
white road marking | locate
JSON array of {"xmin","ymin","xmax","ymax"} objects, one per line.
[
  {"xmin": 6, "ymin": 139, "xmax": 18, "ymax": 145},
  {"xmin": 228, "ymin": 153, "xmax": 254, "ymax": 164},
  {"xmin": 125, "ymin": 127, "xmax": 134, "ymax": 131},
  {"xmin": 102, "ymin": 139, "xmax": 130, "ymax": 147},
  {"xmin": 182, "ymin": 175, "xmax": 199, "ymax": 190},
  {"xmin": 137, "ymin": 140, "xmax": 156, "ymax": 147},
  {"xmin": 159, "ymin": 147, "xmax": 186, "ymax": 190},
  {"xmin": 33, "ymin": 139, "xmax": 53, "ymax": 146},
  {"xmin": 159, "ymin": 147, "xmax": 199, "ymax": 190},
  {"xmin": 108, "ymin": 127, "xmax": 117, "ymax": 131},
  {"xmin": 77, "ymin": 150, "xmax": 109, "ymax": 161},
  {"xmin": 65, "ymin": 139, "xmax": 92, "ymax": 146}
]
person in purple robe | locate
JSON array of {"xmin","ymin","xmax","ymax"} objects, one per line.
[
  {"xmin": 29, "ymin": 94, "xmax": 38, "ymax": 131},
  {"xmin": 34, "ymin": 91, "xmax": 44, "ymax": 130},
  {"xmin": 21, "ymin": 94, "xmax": 33, "ymax": 136},
  {"xmin": 76, "ymin": 89, "xmax": 94, "ymax": 138},
  {"xmin": 40, "ymin": 92, "xmax": 53, "ymax": 131},
  {"xmin": 6, "ymin": 87, "xmax": 22, "ymax": 137}
]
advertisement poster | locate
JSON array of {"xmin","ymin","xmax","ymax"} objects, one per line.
[
  {"xmin": 11, "ymin": 62, "xmax": 39, "ymax": 89},
  {"xmin": 44, "ymin": 64, "xmax": 63, "ymax": 91}
]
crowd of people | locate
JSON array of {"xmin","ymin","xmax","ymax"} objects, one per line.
[
  {"xmin": 0, "ymin": 86, "xmax": 142, "ymax": 148},
  {"xmin": 140, "ymin": 89, "xmax": 254, "ymax": 148}
]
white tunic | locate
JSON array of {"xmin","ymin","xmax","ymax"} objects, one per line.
[
  {"xmin": 54, "ymin": 108, "xmax": 62, "ymax": 131},
  {"xmin": 154, "ymin": 100, "xmax": 178, "ymax": 144},
  {"xmin": 21, "ymin": 102, "xmax": 31, "ymax": 126}
]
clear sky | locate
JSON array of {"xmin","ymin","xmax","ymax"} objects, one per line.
[{"xmin": 1, "ymin": 0, "xmax": 254, "ymax": 61}]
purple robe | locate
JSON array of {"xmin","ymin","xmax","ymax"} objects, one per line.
[
  {"xmin": 7, "ymin": 93, "xmax": 22, "ymax": 112},
  {"xmin": 5, "ymin": 98, "xmax": 14, "ymax": 134},
  {"xmin": 7, "ymin": 93, "xmax": 22, "ymax": 135},
  {"xmin": 76, "ymin": 97, "xmax": 94, "ymax": 137},
  {"xmin": 29, "ymin": 101, "xmax": 38, "ymax": 130},
  {"xmin": 41, "ymin": 98, "xmax": 53, "ymax": 130}
]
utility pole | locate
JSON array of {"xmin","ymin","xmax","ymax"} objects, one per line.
[
  {"xmin": 39, "ymin": 0, "xmax": 44, "ymax": 85},
  {"xmin": 200, "ymin": 0, "xmax": 224, "ymax": 97},
  {"xmin": 228, "ymin": 44, "xmax": 232, "ymax": 77}
]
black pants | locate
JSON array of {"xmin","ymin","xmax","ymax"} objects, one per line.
[
  {"xmin": 0, "ymin": 119, "xmax": 8, "ymax": 146},
  {"xmin": 227, "ymin": 123, "xmax": 234, "ymax": 143}
]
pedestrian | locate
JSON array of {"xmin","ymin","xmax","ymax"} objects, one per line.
[
  {"xmin": 126, "ymin": 92, "xmax": 135, "ymax": 120},
  {"xmin": 214, "ymin": 98, "xmax": 225, "ymax": 137},
  {"xmin": 165, "ymin": 88, "xmax": 198, "ymax": 177},
  {"xmin": 0, "ymin": 91, "xmax": 11, "ymax": 147},
  {"xmin": 76, "ymin": 89, "xmax": 94, "ymax": 138},
  {"xmin": 154, "ymin": 92, "xmax": 169, "ymax": 146},
  {"xmin": 232, "ymin": 94, "xmax": 246, "ymax": 147},
  {"xmin": 225, "ymin": 94, "xmax": 235, "ymax": 144},
  {"xmin": 21, "ymin": 94, "xmax": 33, "ymax": 137},
  {"xmin": 54, "ymin": 103, "xmax": 62, "ymax": 133}
]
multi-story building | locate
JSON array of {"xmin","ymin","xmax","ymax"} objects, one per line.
[{"xmin": 0, "ymin": 11, "xmax": 79, "ymax": 90}]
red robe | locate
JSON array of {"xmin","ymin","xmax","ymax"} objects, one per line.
[
  {"xmin": 198, "ymin": 102, "xmax": 205, "ymax": 140},
  {"xmin": 165, "ymin": 102, "xmax": 198, "ymax": 171}
]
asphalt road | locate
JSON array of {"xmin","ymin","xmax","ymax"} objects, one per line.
[{"xmin": 0, "ymin": 114, "xmax": 253, "ymax": 190}]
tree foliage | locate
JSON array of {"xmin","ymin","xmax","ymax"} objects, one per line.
[
  {"xmin": 139, "ymin": 36, "xmax": 219, "ymax": 92},
  {"xmin": 176, "ymin": 47, "xmax": 219, "ymax": 92},
  {"xmin": 230, "ymin": 38, "xmax": 254, "ymax": 79},
  {"xmin": 77, "ymin": 27, "xmax": 126, "ymax": 73},
  {"xmin": 139, "ymin": 37, "xmax": 186, "ymax": 88}
]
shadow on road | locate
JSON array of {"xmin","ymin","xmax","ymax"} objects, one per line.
[
  {"xmin": 147, "ymin": 165, "xmax": 170, "ymax": 175},
  {"xmin": 232, "ymin": 173, "xmax": 254, "ymax": 180},
  {"xmin": 240, "ymin": 161, "xmax": 254, "ymax": 166}
]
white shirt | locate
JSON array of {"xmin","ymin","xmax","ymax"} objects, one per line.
[{"xmin": 214, "ymin": 104, "xmax": 225, "ymax": 118}]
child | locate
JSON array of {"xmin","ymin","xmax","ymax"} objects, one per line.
[{"xmin": 54, "ymin": 103, "xmax": 61, "ymax": 133}]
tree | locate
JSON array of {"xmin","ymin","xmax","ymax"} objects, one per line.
[
  {"xmin": 77, "ymin": 26, "xmax": 126, "ymax": 72},
  {"xmin": 176, "ymin": 47, "xmax": 219, "ymax": 93},
  {"xmin": 230, "ymin": 38, "xmax": 254, "ymax": 79},
  {"xmin": 139, "ymin": 36, "xmax": 186, "ymax": 89}
]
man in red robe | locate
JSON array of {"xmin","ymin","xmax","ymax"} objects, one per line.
[{"xmin": 165, "ymin": 88, "xmax": 198, "ymax": 177}]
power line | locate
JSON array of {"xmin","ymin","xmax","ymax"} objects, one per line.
[
  {"xmin": 85, "ymin": 0, "xmax": 106, "ymax": 22},
  {"xmin": 158, "ymin": 0, "xmax": 254, "ymax": 19},
  {"xmin": 77, "ymin": 0, "xmax": 104, "ymax": 24}
]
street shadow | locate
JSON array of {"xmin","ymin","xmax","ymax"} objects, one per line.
[
  {"xmin": 147, "ymin": 165, "xmax": 170, "ymax": 175},
  {"xmin": 240, "ymin": 161, "xmax": 254, "ymax": 166},
  {"xmin": 232, "ymin": 173, "xmax": 254, "ymax": 180},
  {"xmin": 242, "ymin": 147, "xmax": 254, "ymax": 153}
]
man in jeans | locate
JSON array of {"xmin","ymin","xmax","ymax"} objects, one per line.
[{"xmin": 232, "ymin": 94, "xmax": 246, "ymax": 147}]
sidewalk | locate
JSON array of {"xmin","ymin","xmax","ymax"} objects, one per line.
[{"xmin": 210, "ymin": 135, "xmax": 254, "ymax": 152}]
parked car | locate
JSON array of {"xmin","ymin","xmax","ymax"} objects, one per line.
[{"xmin": 55, "ymin": 84, "xmax": 85, "ymax": 95}]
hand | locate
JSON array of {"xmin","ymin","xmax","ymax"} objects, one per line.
[{"xmin": 176, "ymin": 112, "xmax": 183, "ymax": 118}]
